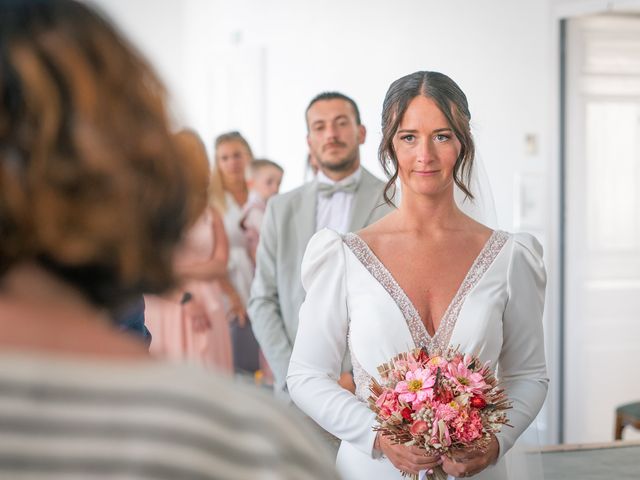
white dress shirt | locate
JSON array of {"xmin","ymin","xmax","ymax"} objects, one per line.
[{"xmin": 315, "ymin": 168, "xmax": 362, "ymax": 234}]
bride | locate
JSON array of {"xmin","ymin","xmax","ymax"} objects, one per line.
[{"xmin": 287, "ymin": 71, "xmax": 548, "ymax": 480}]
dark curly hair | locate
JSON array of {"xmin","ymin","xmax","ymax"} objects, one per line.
[
  {"xmin": 0, "ymin": 0, "xmax": 198, "ymax": 309},
  {"xmin": 378, "ymin": 71, "xmax": 475, "ymax": 206}
]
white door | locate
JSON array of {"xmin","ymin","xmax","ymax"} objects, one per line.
[{"xmin": 565, "ymin": 14, "xmax": 640, "ymax": 442}]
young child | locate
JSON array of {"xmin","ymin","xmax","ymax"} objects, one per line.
[
  {"xmin": 240, "ymin": 159, "xmax": 283, "ymax": 387},
  {"xmin": 241, "ymin": 159, "xmax": 284, "ymax": 265}
]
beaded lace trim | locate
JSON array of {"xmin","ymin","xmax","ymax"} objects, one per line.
[
  {"xmin": 347, "ymin": 327, "xmax": 371, "ymax": 403},
  {"xmin": 342, "ymin": 231, "xmax": 509, "ymax": 357}
]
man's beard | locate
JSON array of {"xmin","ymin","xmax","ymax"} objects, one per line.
[{"xmin": 316, "ymin": 145, "xmax": 359, "ymax": 173}]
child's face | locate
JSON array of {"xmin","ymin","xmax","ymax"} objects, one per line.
[{"xmin": 253, "ymin": 166, "xmax": 283, "ymax": 200}]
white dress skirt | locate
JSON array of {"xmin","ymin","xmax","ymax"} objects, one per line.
[
  {"xmin": 222, "ymin": 192, "xmax": 254, "ymax": 304},
  {"xmin": 287, "ymin": 229, "xmax": 548, "ymax": 480}
]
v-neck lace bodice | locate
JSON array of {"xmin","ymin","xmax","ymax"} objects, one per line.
[{"xmin": 342, "ymin": 230, "xmax": 509, "ymax": 353}]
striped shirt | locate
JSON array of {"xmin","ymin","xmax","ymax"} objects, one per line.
[{"xmin": 0, "ymin": 353, "xmax": 339, "ymax": 479}]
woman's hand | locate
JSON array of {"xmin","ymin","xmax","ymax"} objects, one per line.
[
  {"xmin": 338, "ymin": 372, "xmax": 356, "ymax": 393},
  {"xmin": 183, "ymin": 300, "xmax": 211, "ymax": 332},
  {"xmin": 219, "ymin": 278, "xmax": 248, "ymax": 327},
  {"xmin": 376, "ymin": 433, "xmax": 442, "ymax": 476},
  {"xmin": 228, "ymin": 292, "xmax": 248, "ymax": 327},
  {"xmin": 441, "ymin": 434, "xmax": 500, "ymax": 478}
]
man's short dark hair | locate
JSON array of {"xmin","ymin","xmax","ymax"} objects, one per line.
[{"xmin": 305, "ymin": 92, "xmax": 361, "ymax": 126}]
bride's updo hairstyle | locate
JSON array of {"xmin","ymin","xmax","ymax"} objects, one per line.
[
  {"xmin": 0, "ymin": 0, "xmax": 200, "ymax": 309},
  {"xmin": 378, "ymin": 71, "xmax": 475, "ymax": 206}
]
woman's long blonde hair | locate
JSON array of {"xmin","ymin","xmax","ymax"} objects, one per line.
[{"xmin": 210, "ymin": 131, "xmax": 253, "ymax": 213}]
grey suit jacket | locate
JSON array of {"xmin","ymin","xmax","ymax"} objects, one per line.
[{"xmin": 249, "ymin": 167, "xmax": 393, "ymax": 395}]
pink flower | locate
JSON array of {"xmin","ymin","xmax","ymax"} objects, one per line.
[
  {"xmin": 395, "ymin": 368, "xmax": 436, "ymax": 405},
  {"xmin": 431, "ymin": 418, "xmax": 452, "ymax": 447},
  {"xmin": 410, "ymin": 420, "xmax": 428, "ymax": 435},
  {"xmin": 375, "ymin": 389, "xmax": 400, "ymax": 419},
  {"xmin": 452, "ymin": 409, "xmax": 483, "ymax": 443},
  {"xmin": 434, "ymin": 402, "xmax": 459, "ymax": 423},
  {"xmin": 427, "ymin": 355, "xmax": 447, "ymax": 371},
  {"xmin": 399, "ymin": 354, "xmax": 423, "ymax": 373},
  {"xmin": 445, "ymin": 357, "xmax": 486, "ymax": 395}
]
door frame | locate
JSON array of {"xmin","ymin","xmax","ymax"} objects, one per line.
[{"xmin": 552, "ymin": 0, "xmax": 640, "ymax": 444}]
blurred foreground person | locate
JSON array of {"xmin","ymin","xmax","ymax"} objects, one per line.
[{"xmin": 0, "ymin": 1, "xmax": 338, "ymax": 479}]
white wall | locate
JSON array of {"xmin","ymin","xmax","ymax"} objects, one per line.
[
  {"xmin": 208, "ymin": 0, "xmax": 553, "ymax": 232},
  {"xmin": 90, "ymin": 0, "xmax": 553, "ymax": 232},
  {"xmin": 88, "ymin": 0, "xmax": 220, "ymax": 136}
]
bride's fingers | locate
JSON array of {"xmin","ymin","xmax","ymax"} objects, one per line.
[
  {"xmin": 402, "ymin": 452, "xmax": 442, "ymax": 469},
  {"xmin": 406, "ymin": 446, "xmax": 439, "ymax": 459},
  {"xmin": 405, "ymin": 446, "xmax": 440, "ymax": 463},
  {"xmin": 448, "ymin": 446, "xmax": 484, "ymax": 461},
  {"xmin": 441, "ymin": 454, "xmax": 483, "ymax": 478}
]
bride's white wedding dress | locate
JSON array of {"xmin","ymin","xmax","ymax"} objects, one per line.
[{"xmin": 288, "ymin": 229, "xmax": 548, "ymax": 480}]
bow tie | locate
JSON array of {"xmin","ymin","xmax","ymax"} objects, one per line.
[{"xmin": 318, "ymin": 179, "xmax": 358, "ymax": 197}]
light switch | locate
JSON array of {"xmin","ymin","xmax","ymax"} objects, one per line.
[{"xmin": 525, "ymin": 133, "xmax": 538, "ymax": 156}]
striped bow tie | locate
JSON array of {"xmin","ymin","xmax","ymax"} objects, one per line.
[{"xmin": 318, "ymin": 179, "xmax": 358, "ymax": 197}]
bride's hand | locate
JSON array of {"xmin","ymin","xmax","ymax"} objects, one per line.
[
  {"xmin": 376, "ymin": 433, "xmax": 442, "ymax": 476},
  {"xmin": 441, "ymin": 434, "xmax": 499, "ymax": 478}
]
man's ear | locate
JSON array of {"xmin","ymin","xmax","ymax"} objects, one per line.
[{"xmin": 358, "ymin": 124, "xmax": 367, "ymax": 145}]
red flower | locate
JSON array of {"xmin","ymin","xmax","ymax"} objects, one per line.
[
  {"xmin": 435, "ymin": 387, "xmax": 454, "ymax": 404},
  {"xmin": 416, "ymin": 349, "xmax": 430, "ymax": 364},
  {"xmin": 470, "ymin": 396, "xmax": 487, "ymax": 409},
  {"xmin": 401, "ymin": 407, "xmax": 413, "ymax": 421}
]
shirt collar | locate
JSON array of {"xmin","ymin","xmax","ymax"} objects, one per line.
[{"xmin": 317, "ymin": 167, "xmax": 362, "ymax": 186}]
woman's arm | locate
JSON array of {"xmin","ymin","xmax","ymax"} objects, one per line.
[
  {"xmin": 493, "ymin": 234, "xmax": 549, "ymax": 457},
  {"xmin": 174, "ymin": 208, "xmax": 229, "ymax": 281},
  {"xmin": 443, "ymin": 234, "xmax": 548, "ymax": 477},
  {"xmin": 219, "ymin": 276, "xmax": 248, "ymax": 326},
  {"xmin": 287, "ymin": 230, "xmax": 380, "ymax": 457},
  {"xmin": 289, "ymin": 230, "xmax": 453, "ymax": 474}
]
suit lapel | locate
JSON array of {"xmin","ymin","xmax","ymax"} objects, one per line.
[
  {"xmin": 294, "ymin": 180, "xmax": 318, "ymax": 250},
  {"xmin": 349, "ymin": 168, "xmax": 385, "ymax": 231}
]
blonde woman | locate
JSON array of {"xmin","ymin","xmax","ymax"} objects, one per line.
[{"xmin": 212, "ymin": 131, "xmax": 260, "ymax": 373}]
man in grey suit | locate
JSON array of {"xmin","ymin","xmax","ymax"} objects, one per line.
[{"xmin": 249, "ymin": 92, "xmax": 393, "ymax": 397}]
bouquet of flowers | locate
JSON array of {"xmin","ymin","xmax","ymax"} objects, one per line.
[{"xmin": 368, "ymin": 347, "xmax": 511, "ymax": 480}]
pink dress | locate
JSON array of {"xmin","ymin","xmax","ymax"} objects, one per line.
[{"xmin": 145, "ymin": 208, "xmax": 233, "ymax": 373}]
